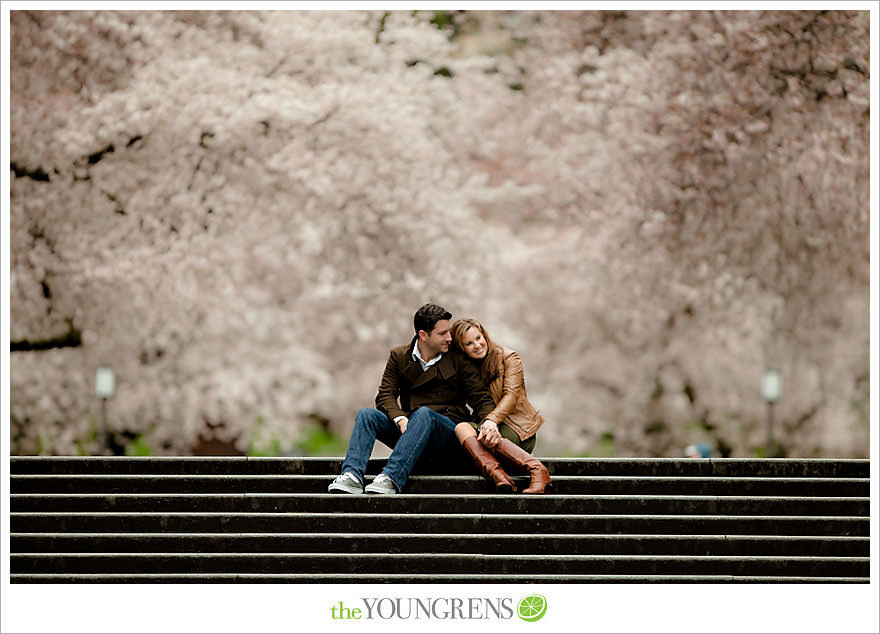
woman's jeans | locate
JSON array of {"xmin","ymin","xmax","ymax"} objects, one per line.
[{"xmin": 339, "ymin": 406, "xmax": 458, "ymax": 491}]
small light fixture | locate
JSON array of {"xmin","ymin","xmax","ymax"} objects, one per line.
[
  {"xmin": 761, "ymin": 368, "xmax": 782, "ymax": 403},
  {"xmin": 95, "ymin": 367, "xmax": 116, "ymax": 399},
  {"xmin": 761, "ymin": 367, "xmax": 782, "ymax": 455},
  {"xmin": 95, "ymin": 367, "xmax": 116, "ymax": 451}
]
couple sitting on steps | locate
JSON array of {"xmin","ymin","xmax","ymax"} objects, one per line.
[{"xmin": 328, "ymin": 303, "xmax": 551, "ymax": 495}]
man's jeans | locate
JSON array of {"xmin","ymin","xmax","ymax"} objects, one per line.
[{"xmin": 339, "ymin": 406, "xmax": 458, "ymax": 491}]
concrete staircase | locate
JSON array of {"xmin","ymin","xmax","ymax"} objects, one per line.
[{"xmin": 10, "ymin": 456, "xmax": 869, "ymax": 583}]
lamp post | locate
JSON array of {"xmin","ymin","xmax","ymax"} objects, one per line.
[
  {"xmin": 95, "ymin": 366, "xmax": 116, "ymax": 451},
  {"xmin": 760, "ymin": 368, "xmax": 782, "ymax": 456}
]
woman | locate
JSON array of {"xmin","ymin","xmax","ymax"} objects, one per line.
[{"xmin": 451, "ymin": 318, "xmax": 552, "ymax": 494}]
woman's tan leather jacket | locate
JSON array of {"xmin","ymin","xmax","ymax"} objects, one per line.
[{"xmin": 483, "ymin": 347, "xmax": 545, "ymax": 441}]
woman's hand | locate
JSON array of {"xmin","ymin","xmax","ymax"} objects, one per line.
[
  {"xmin": 395, "ymin": 417, "xmax": 408, "ymax": 433},
  {"xmin": 478, "ymin": 420, "xmax": 502, "ymax": 448}
]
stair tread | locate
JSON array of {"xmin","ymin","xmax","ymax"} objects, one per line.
[
  {"xmin": 11, "ymin": 531, "xmax": 870, "ymax": 540},
  {"xmin": 10, "ymin": 474, "xmax": 870, "ymax": 479},
  {"xmin": 12, "ymin": 456, "xmax": 869, "ymax": 478},
  {"xmin": 12, "ymin": 510, "xmax": 869, "ymax": 517},
  {"xmin": 14, "ymin": 552, "xmax": 870, "ymax": 561},
  {"xmin": 11, "ymin": 492, "xmax": 870, "ymax": 498},
  {"xmin": 10, "ymin": 573, "xmax": 870, "ymax": 583}
]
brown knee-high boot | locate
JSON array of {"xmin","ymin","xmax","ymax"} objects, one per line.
[
  {"xmin": 461, "ymin": 436, "xmax": 518, "ymax": 493},
  {"xmin": 493, "ymin": 439, "xmax": 552, "ymax": 494}
]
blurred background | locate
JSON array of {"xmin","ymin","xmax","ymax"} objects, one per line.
[{"xmin": 8, "ymin": 9, "xmax": 870, "ymax": 458}]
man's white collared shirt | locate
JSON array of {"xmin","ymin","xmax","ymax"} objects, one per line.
[{"xmin": 412, "ymin": 341, "xmax": 442, "ymax": 372}]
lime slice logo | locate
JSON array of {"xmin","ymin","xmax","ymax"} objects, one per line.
[{"xmin": 517, "ymin": 595, "xmax": 547, "ymax": 622}]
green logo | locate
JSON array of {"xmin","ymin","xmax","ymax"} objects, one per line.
[{"xmin": 517, "ymin": 595, "xmax": 547, "ymax": 622}]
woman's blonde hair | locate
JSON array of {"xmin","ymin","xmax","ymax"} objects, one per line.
[{"xmin": 451, "ymin": 318, "xmax": 503, "ymax": 384}]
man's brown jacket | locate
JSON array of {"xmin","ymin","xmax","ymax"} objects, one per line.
[{"xmin": 375, "ymin": 336, "xmax": 496, "ymax": 424}]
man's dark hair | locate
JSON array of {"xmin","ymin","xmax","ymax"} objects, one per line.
[{"xmin": 413, "ymin": 303, "xmax": 452, "ymax": 334}]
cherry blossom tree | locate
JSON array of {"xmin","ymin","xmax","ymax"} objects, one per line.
[{"xmin": 478, "ymin": 9, "xmax": 870, "ymax": 457}]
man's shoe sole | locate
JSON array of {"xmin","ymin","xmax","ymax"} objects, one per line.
[
  {"xmin": 364, "ymin": 485, "xmax": 398, "ymax": 495},
  {"xmin": 328, "ymin": 485, "xmax": 364, "ymax": 495}
]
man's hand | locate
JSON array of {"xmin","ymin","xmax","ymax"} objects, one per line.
[
  {"xmin": 395, "ymin": 417, "xmax": 409, "ymax": 433},
  {"xmin": 478, "ymin": 420, "xmax": 502, "ymax": 449}
]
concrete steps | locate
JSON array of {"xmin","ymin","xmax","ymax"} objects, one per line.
[
  {"xmin": 11, "ymin": 533, "xmax": 868, "ymax": 556},
  {"xmin": 9, "ymin": 456, "xmax": 870, "ymax": 583},
  {"xmin": 9, "ymin": 475, "xmax": 869, "ymax": 496},
  {"xmin": 10, "ymin": 456, "xmax": 869, "ymax": 476}
]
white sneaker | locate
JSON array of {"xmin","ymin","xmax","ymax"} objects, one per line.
[
  {"xmin": 364, "ymin": 473, "xmax": 398, "ymax": 495},
  {"xmin": 328, "ymin": 472, "xmax": 364, "ymax": 495}
]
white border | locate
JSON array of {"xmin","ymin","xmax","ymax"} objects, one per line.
[{"xmin": 2, "ymin": 3, "xmax": 878, "ymax": 633}]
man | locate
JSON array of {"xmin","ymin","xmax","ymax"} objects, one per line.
[{"xmin": 328, "ymin": 303, "xmax": 497, "ymax": 495}]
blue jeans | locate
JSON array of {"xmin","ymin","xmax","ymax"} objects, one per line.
[{"xmin": 339, "ymin": 406, "xmax": 458, "ymax": 491}]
